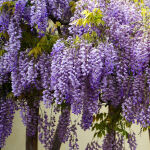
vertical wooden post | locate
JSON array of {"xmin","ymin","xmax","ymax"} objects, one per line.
[
  {"xmin": 51, "ymin": 128, "xmax": 61, "ymax": 150},
  {"xmin": 148, "ymin": 129, "xmax": 150, "ymax": 141},
  {"xmin": 108, "ymin": 105, "xmax": 115, "ymax": 150},
  {"xmin": 26, "ymin": 132, "xmax": 38, "ymax": 150}
]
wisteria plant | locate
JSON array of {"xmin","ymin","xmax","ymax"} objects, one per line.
[{"xmin": 0, "ymin": 0, "xmax": 150, "ymax": 150}]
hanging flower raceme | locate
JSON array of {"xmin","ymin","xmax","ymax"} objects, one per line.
[
  {"xmin": 51, "ymin": 38, "xmax": 107, "ymax": 130},
  {"xmin": 0, "ymin": 56, "xmax": 10, "ymax": 85},
  {"xmin": 46, "ymin": 0, "xmax": 72, "ymax": 22},
  {"xmin": 0, "ymin": 98, "xmax": 16, "ymax": 148},
  {"xmin": 85, "ymin": 141, "xmax": 101, "ymax": 150},
  {"xmin": 0, "ymin": 0, "xmax": 149, "ymax": 149},
  {"xmin": 19, "ymin": 100, "xmax": 39, "ymax": 137},
  {"xmin": 0, "ymin": 11, "xmax": 10, "ymax": 32},
  {"xmin": 102, "ymin": 132, "xmax": 125, "ymax": 150},
  {"xmin": 37, "ymin": 53, "xmax": 52, "ymax": 107},
  {"xmin": 38, "ymin": 112, "xmax": 56, "ymax": 150},
  {"xmin": 30, "ymin": 0, "xmax": 48, "ymax": 33},
  {"xmin": 122, "ymin": 71, "xmax": 150, "ymax": 127},
  {"xmin": 14, "ymin": 0, "xmax": 26, "ymax": 21},
  {"xmin": 11, "ymin": 51, "xmax": 47, "ymax": 96}
]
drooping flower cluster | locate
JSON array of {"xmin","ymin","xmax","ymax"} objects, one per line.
[
  {"xmin": 0, "ymin": 0, "xmax": 149, "ymax": 149},
  {"xmin": 37, "ymin": 53, "xmax": 52, "ymax": 107},
  {"xmin": 127, "ymin": 133, "xmax": 137, "ymax": 150},
  {"xmin": 38, "ymin": 103, "xmax": 79, "ymax": 150},
  {"xmin": 57, "ymin": 106, "xmax": 71, "ymax": 142},
  {"xmin": 14, "ymin": 0, "xmax": 26, "ymax": 22},
  {"xmin": 102, "ymin": 132, "xmax": 125, "ymax": 150},
  {"xmin": 0, "ymin": 98, "xmax": 16, "ymax": 148},
  {"xmin": 67, "ymin": 123, "xmax": 79, "ymax": 150},
  {"xmin": 0, "ymin": 56, "xmax": 10, "ymax": 85},
  {"xmin": 46, "ymin": 0, "xmax": 72, "ymax": 22},
  {"xmin": 38, "ymin": 112, "xmax": 56, "ymax": 150},
  {"xmin": 30, "ymin": 0, "xmax": 48, "ymax": 33},
  {"xmin": 122, "ymin": 71, "xmax": 150, "ymax": 126},
  {"xmin": 10, "ymin": 51, "xmax": 41, "ymax": 96},
  {"xmin": 50, "ymin": 0, "xmax": 149, "ymax": 149},
  {"xmin": 38, "ymin": 105, "xmax": 71, "ymax": 150},
  {"xmin": 19, "ymin": 100, "xmax": 39, "ymax": 136},
  {"xmin": 51, "ymin": 38, "xmax": 106, "ymax": 130},
  {"xmin": 0, "ymin": 11, "xmax": 10, "ymax": 32},
  {"xmin": 102, "ymin": 132, "xmax": 116, "ymax": 150},
  {"xmin": 85, "ymin": 141, "xmax": 101, "ymax": 150}
]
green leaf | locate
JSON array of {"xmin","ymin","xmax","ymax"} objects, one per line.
[
  {"xmin": 83, "ymin": 20, "xmax": 88, "ymax": 27},
  {"xmin": 94, "ymin": 132, "xmax": 98, "ymax": 138},
  {"xmin": 6, "ymin": 92, "xmax": 15, "ymax": 99},
  {"xmin": 0, "ymin": 31, "xmax": 9, "ymax": 41},
  {"xmin": 98, "ymin": 132, "xmax": 102, "ymax": 138},
  {"xmin": 0, "ymin": 49, "xmax": 6, "ymax": 56},
  {"xmin": 141, "ymin": 7, "xmax": 146, "ymax": 15},
  {"xmin": 143, "ymin": 127, "xmax": 148, "ymax": 132},
  {"xmin": 69, "ymin": 1, "xmax": 76, "ymax": 13},
  {"xmin": 76, "ymin": 19, "xmax": 84, "ymax": 26},
  {"xmin": 0, "ymin": 1, "xmax": 15, "ymax": 13},
  {"xmin": 28, "ymin": 46, "xmax": 42, "ymax": 58},
  {"xmin": 115, "ymin": 127, "xmax": 129, "ymax": 139},
  {"xmin": 82, "ymin": 10, "xmax": 90, "ymax": 16},
  {"xmin": 56, "ymin": 21, "xmax": 61, "ymax": 27},
  {"xmin": 74, "ymin": 8, "xmax": 105, "ymax": 30},
  {"xmin": 73, "ymin": 35, "xmax": 80, "ymax": 45},
  {"xmin": 125, "ymin": 121, "xmax": 132, "ymax": 128},
  {"xmin": 28, "ymin": 34, "xmax": 59, "ymax": 58},
  {"xmin": 86, "ymin": 12, "xmax": 93, "ymax": 20}
]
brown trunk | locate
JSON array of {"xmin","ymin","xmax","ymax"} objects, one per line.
[
  {"xmin": 51, "ymin": 128, "xmax": 62, "ymax": 150},
  {"xmin": 26, "ymin": 133, "xmax": 38, "ymax": 150},
  {"xmin": 149, "ymin": 129, "xmax": 150, "ymax": 141},
  {"xmin": 108, "ymin": 105, "xmax": 116, "ymax": 150},
  {"xmin": 26, "ymin": 100, "xmax": 39, "ymax": 150}
]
